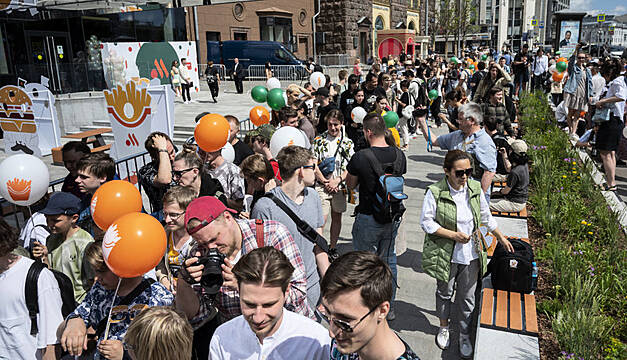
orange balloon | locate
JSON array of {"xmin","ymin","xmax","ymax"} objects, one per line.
[
  {"xmin": 249, "ymin": 106, "xmax": 270, "ymax": 126},
  {"xmin": 91, "ymin": 180, "xmax": 143, "ymax": 231},
  {"xmin": 552, "ymin": 72, "xmax": 564, "ymax": 82},
  {"xmin": 102, "ymin": 212, "xmax": 166, "ymax": 278},
  {"xmin": 557, "ymin": 57, "xmax": 567, "ymax": 63},
  {"xmin": 194, "ymin": 114, "xmax": 230, "ymax": 152}
]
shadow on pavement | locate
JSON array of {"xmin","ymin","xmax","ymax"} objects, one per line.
[
  {"xmin": 404, "ymin": 178, "xmax": 432, "ymax": 190},
  {"xmin": 408, "ymin": 154, "xmax": 445, "ymax": 166},
  {"xmin": 397, "ymin": 248, "xmax": 424, "ymax": 273},
  {"xmin": 426, "ymin": 173, "xmax": 444, "ymax": 181},
  {"xmin": 390, "ymin": 300, "xmax": 439, "ymax": 335}
]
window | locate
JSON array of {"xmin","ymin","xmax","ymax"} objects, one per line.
[
  {"xmin": 408, "ymin": 21, "xmax": 415, "ymax": 30},
  {"xmin": 259, "ymin": 16, "xmax": 293, "ymax": 48},
  {"xmin": 206, "ymin": 31, "xmax": 221, "ymax": 42},
  {"xmin": 375, "ymin": 16, "xmax": 385, "ymax": 31},
  {"xmin": 234, "ymin": 32, "xmax": 247, "ymax": 40}
]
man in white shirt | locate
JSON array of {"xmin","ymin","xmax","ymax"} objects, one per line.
[
  {"xmin": 0, "ymin": 219, "xmax": 63, "ymax": 360},
  {"xmin": 209, "ymin": 247, "xmax": 330, "ymax": 360},
  {"xmin": 531, "ymin": 48, "xmax": 548, "ymax": 91},
  {"xmin": 590, "ymin": 64, "xmax": 606, "ymax": 104}
]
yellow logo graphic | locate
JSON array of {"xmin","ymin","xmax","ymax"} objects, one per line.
[
  {"xmin": 104, "ymin": 82, "xmax": 151, "ymax": 128},
  {"xmin": 6, "ymin": 178, "xmax": 31, "ymax": 201},
  {"xmin": 0, "ymin": 85, "xmax": 36, "ymax": 134}
]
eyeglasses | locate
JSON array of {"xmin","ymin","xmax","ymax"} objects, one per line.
[
  {"xmin": 172, "ymin": 167, "xmax": 196, "ymax": 179},
  {"xmin": 164, "ymin": 211, "xmax": 185, "ymax": 220},
  {"xmin": 320, "ymin": 306, "xmax": 377, "ymax": 333},
  {"xmin": 301, "ymin": 165, "xmax": 315, "ymax": 171},
  {"xmin": 454, "ymin": 168, "xmax": 473, "ymax": 178}
]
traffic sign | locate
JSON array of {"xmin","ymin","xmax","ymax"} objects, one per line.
[
  {"xmin": 597, "ymin": 14, "xmax": 606, "ymax": 22},
  {"xmin": 609, "ymin": 25, "xmax": 615, "ymax": 34},
  {"xmin": 531, "ymin": 19, "xmax": 537, "ymax": 26}
]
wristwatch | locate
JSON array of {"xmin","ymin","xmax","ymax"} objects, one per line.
[{"xmin": 158, "ymin": 149, "xmax": 169, "ymax": 153}]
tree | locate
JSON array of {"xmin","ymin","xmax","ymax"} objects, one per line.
[{"xmin": 433, "ymin": 0, "xmax": 456, "ymax": 55}]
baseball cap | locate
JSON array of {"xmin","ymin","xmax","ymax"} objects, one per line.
[
  {"xmin": 507, "ymin": 138, "xmax": 528, "ymax": 155},
  {"xmin": 313, "ymin": 87, "xmax": 329, "ymax": 97},
  {"xmin": 40, "ymin": 192, "xmax": 81, "ymax": 215},
  {"xmin": 247, "ymin": 124, "xmax": 276, "ymax": 142},
  {"xmin": 184, "ymin": 196, "xmax": 237, "ymax": 234}
]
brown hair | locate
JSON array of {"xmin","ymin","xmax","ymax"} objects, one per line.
[
  {"xmin": 276, "ymin": 145, "xmax": 314, "ymax": 180},
  {"xmin": 324, "ymin": 108, "xmax": 344, "ymax": 124},
  {"xmin": 162, "ymin": 185, "xmax": 197, "ymax": 210},
  {"xmin": 321, "ymin": 251, "xmax": 394, "ymax": 309},
  {"xmin": 232, "ymin": 246, "xmax": 294, "ymax": 292},
  {"xmin": 240, "ymin": 154, "xmax": 275, "ymax": 181},
  {"xmin": 0, "ymin": 218, "xmax": 19, "ymax": 257},
  {"xmin": 174, "ymin": 147, "xmax": 202, "ymax": 169},
  {"xmin": 125, "ymin": 307, "xmax": 193, "ymax": 360},
  {"xmin": 363, "ymin": 113, "xmax": 386, "ymax": 136},
  {"xmin": 84, "ymin": 241, "xmax": 108, "ymax": 273},
  {"xmin": 225, "ymin": 115, "xmax": 240, "ymax": 129},
  {"xmin": 338, "ymin": 69, "xmax": 348, "ymax": 81},
  {"xmin": 144, "ymin": 131, "xmax": 173, "ymax": 160},
  {"xmin": 77, "ymin": 152, "xmax": 115, "ymax": 181},
  {"xmin": 62, "ymin": 141, "xmax": 90, "ymax": 155},
  {"xmin": 279, "ymin": 107, "xmax": 299, "ymax": 124},
  {"xmin": 443, "ymin": 149, "xmax": 472, "ymax": 170}
]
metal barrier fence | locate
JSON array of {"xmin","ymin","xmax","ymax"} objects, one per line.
[
  {"xmin": 321, "ymin": 64, "xmax": 371, "ymax": 82},
  {"xmin": 1, "ymin": 151, "xmax": 153, "ymax": 230},
  {"xmin": 315, "ymin": 54, "xmax": 354, "ymax": 66},
  {"xmin": 246, "ymin": 65, "xmax": 308, "ymax": 81},
  {"xmin": 198, "ymin": 64, "xmax": 227, "ymax": 81}
]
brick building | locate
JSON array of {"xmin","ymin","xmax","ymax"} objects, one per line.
[
  {"xmin": 187, "ymin": 0, "xmax": 315, "ymax": 64},
  {"xmin": 316, "ymin": 0, "xmax": 422, "ymax": 62}
]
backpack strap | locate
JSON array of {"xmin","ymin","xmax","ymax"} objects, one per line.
[
  {"xmin": 362, "ymin": 148, "xmax": 385, "ymax": 177},
  {"xmin": 25, "ymin": 261, "xmax": 46, "ymax": 335},
  {"xmin": 94, "ymin": 278, "xmax": 155, "ymax": 338},
  {"xmin": 255, "ymin": 219, "xmax": 265, "ymax": 248},
  {"xmin": 262, "ymin": 193, "xmax": 330, "ymax": 253}
]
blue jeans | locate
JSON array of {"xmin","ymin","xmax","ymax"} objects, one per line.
[{"xmin": 352, "ymin": 213, "xmax": 400, "ymax": 302}]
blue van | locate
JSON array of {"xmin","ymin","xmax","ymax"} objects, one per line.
[{"xmin": 207, "ymin": 40, "xmax": 308, "ymax": 79}]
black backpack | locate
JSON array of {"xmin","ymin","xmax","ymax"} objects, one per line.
[
  {"xmin": 25, "ymin": 261, "xmax": 77, "ymax": 335},
  {"xmin": 362, "ymin": 148, "xmax": 407, "ymax": 224},
  {"xmin": 487, "ymin": 239, "xmax": 535, "ymax": 293}
]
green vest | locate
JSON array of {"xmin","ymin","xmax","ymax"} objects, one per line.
[{"xmin": 422, "ymin": 178, "xmax": 488, "ymax": 282}]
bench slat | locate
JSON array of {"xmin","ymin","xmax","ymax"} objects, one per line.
[
  {"xmin": 487, "ymin": 237, "xmax": 529, "ymax": 257},
  {"xmin": 495, "ymin": 290, "xmax": 508, "ymax": 328},
  {"xmin": 491, "ymin": 206, "xmax": 528, "ymax": 218},
  {"xmin": 509, "ymin": 292, "xmax": 523, "ymax": 331},
  {"xmin": 524, "ymin": 294, "xmax": 539, "ymax": 334},
  {"xmin": 480, "ymin": 288, "xmax": 494, "ymax": 326}
]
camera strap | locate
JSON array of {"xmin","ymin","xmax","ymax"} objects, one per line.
[{"xmin": 255, "ymin": 219, "xmax": 265, "ymax": 248}]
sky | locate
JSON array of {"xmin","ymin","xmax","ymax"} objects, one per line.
[{"xmin": 569, "ymin": 0, "xmax": 626, "ymax": 16}]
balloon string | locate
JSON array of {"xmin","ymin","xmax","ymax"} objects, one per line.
[
  {"xmin": 103, "ymin": 278, "xmax": 122, "ymax": 341},
  {"xmin": 27, "ymin": 205, "xmax": 32, "ymax": 218}
]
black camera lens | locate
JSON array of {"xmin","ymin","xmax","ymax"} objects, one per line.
[{"xmin": 195, "ymin": 249, "xmax": 226, "ymax": 296}]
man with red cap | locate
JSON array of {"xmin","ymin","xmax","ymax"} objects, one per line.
[{"xmin": 175, "ymin": 196, "xmax": 312, "ymax": 332}]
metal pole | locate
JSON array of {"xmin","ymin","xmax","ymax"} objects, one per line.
[
  {"xmin": 425, "ymin": 0, "xmax": 429, "ymax": 38},
  {"xmin": 193, "ymin": 6, "xmax": 201, "ymax": 65},
  {"xmin": 312, "ymin": 0, "xmax": 320, "ymax": 60}
]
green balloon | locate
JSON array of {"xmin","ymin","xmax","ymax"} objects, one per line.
[
  {"xmin": 556, "ymin": 61, "xmax": 567, "ymax": 73},
  {"xmin": 469, "ymin": 64, "xmax": 475, "ymax": 70},
  {"xmin": 267, "ymin": 88, "xmax": 285, "ymax": 111},
  {"xmin": 481, "ymin": 54, "xmax": 488, "ymax": 61},
  {"xmin": 450, "ymin": 56, "xmax": 458, "ymax": 64},
  {"xmin": 428, "ymin": 89, "xmax": 438, "ymax": 100},
  {"xmin": 251, "ymin": 86, "xmax": 268, "ymax": 103},
  {"xmin": 383, "ymin": 111, "xmax": 399, "ymax": 128}
]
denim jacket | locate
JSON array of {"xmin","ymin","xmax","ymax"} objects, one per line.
[{"xmin": 563, "ymin": 53, "xmax": 593, "ymax": 98}]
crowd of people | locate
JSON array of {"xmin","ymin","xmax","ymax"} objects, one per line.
[{"xmin": 2, "ymin": 42, "xmax": 626, "ymax": 360}]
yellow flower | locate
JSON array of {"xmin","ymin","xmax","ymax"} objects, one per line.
[
  {"xmin": 572, "ymin": 170, "xmax": 577, "ymax": 174},
  {"xmin": 562, "ymin": 175, "xmax": 567, "ymax": 178},
  {"xmin": 545, "ymin": 232, "xmax": 552, "ymax": 237},
  {"xmin": 572, "ymin": 161, "xmax": 576, "ymax": 165},
  {"xmin": 587, "ymin": 223, "xmax": 592, "ymax": 226},
  {"xmin": 581, "ymin": 220, "xmax": 587, "ymax": 225},
  {"xmin": 587, "ymin": 231, "xmax": 593, "ymax": 235}
]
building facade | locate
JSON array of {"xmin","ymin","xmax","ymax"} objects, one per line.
[
  {"xmin": 581, "ymin": 15, "xmax": 627, "ymax": 49},
  {"xmin": 187, "ymin": 0, "xmax": 314, "ymax": 65},
  {"xmin": 316, "ymin": 0, "xmax": 425, "ymax": 63}
]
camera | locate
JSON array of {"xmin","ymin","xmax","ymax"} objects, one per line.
[{"xmin": 194, "ymin": 249, "xmax": 226, "ymax": 295}]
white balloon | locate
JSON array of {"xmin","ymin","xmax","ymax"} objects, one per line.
[
  {"xmin": 401, "ymin": 105, "xmax": 414, "ymax": 120},
  {"xmin": 221, "ymin": 142, "xmax": 235, "ymax": 163},
  {"xmin": 0, "ymin": 154, "xmax": 50, "ymax": 206},
  {"xmin": 549, "ymin": 64, "xmax": 557, "ymax": 74},
  {"xmin": 283, "ymin": 92, "xmax": 288, "ymax": 105},
  {"xmin": 351, "ymin": 106, "xmax": 367, "ymax": 124},
  {"xmin": 267, "ymin": 77, "xmax": 281, "ymax": 90},
  {"xmin": 309, "ymin": 72, "xmax": 326, "ymax": 89},
  {"xmin": 269, "ymin": 126, "xmax": 308, "ymax": 158}
]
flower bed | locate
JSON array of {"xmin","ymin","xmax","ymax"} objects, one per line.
[{"xmin": 519, "ymin": 92, "xmax": 627, "ymax": 360}]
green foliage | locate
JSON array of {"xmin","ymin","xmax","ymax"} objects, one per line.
[{"xmin": 520, "ymin": 92, "xmax": 627, "ymax": 358}]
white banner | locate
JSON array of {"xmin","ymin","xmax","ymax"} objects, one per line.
[{"xmin": 101, "ymin": 41, "xmax": 200, "ymax": 93}]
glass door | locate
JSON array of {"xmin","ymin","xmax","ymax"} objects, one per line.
[{"xmin": 26, "ymin": 31, "xmax": 74, "ymax": 93}]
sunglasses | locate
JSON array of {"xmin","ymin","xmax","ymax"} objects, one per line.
[
  {"xmin": 172, "ymin": 167, "xmax": 196, "ymax": 178},
  {"xmin": 454, "ymin": 168, "xmax": 473, "ymax": 178},
  {"xmin": 109, "ymin": 304, "xmax": 148, "ymax": 323},
  {"xmin": 320, "ymin": 306, "xmax": 377, "ymax": 333},
  {"xmin": 301, "ymin": 164, "xmax": 315, "ymax": 171}
]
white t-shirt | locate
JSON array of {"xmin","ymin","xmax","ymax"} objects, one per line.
[
  {"xmin": 604, "ymin": 76, "xmax": 627, "ymax": 119},
  {"xmin": 555, "ymin": 101, "xmax": 568, "ymax": 123},
  {"xmin": 209, "ymin": 309, "xmax": 330, "ymax": 360},
  {"xmin": 532, "ymin": 55, "xmax": 548, "ymax": 75},
  {"xmin": 591, "ymin": 73, "xmax": 606, "ymax": 103},
  {"xmin": 0, "ymin": 256, "xmax": 63, "ymax": 360},
  {"xmin": 20, "ymin": 212, "xmax": 50, "ymax": 249}
]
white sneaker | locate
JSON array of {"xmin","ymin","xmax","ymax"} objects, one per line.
[
  {"xmin": 435, "ymin": 327, "xmax": 450, "ymax": 350},
  {"xmin": 417, "ymin": 129, "xmax": 423, "ymax": 135},
  {"xmin": 459, "ymin": 334, "xmax": 473, "ymax": 358}
]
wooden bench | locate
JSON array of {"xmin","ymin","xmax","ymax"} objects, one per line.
[
  {"xmin": 486, "ymin": 236, "xmax": 529, "ymax": 257},
  {"xmin": 479, "ymin": 288, "xmax": 538, "ymax": 336},
  {"xmin": 51, "ymin": 128, "xmax": 113, "ymax": 165},
  {"xmin": 491, "ymin": 206, "xmax": 528, "ymax": 219}
]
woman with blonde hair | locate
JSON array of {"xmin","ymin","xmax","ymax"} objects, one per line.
[{"xmin": 124, "ymin": 306, "xmax": 193, "ymax": 360}]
